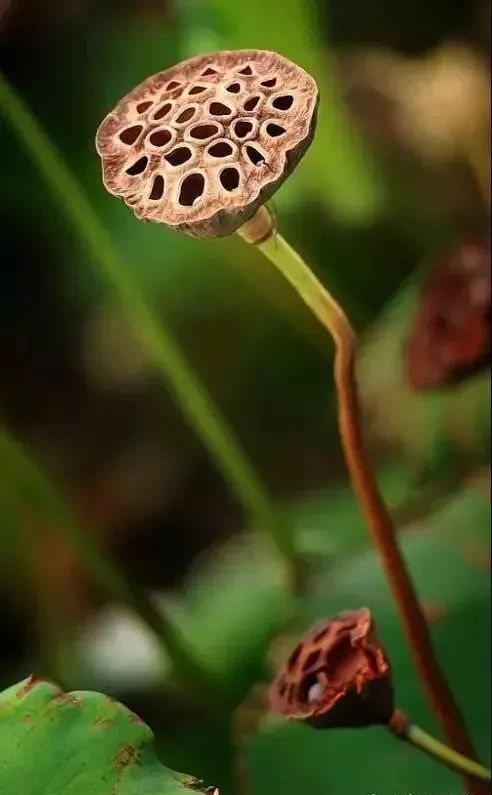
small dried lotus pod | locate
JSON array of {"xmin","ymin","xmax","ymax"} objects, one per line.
[
  {"xmin": 96, "ymin": 49, "xmax": 318, "ymax": 238},
  {"xmin": 269, "ymin": 608, "xmax": 394, "ymax": 729},
  {"xmin": 406, "ymin": 239, "xmax": 491, "ymax": 390}
]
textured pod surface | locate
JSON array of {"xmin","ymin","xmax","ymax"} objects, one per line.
[
  {"xmin": 406, "ymin": 240, "xmax": 491, "ymax": 391},
  {"xmin": 0, "ymin": 676, "xmax": 216, "ymax": 794},
  {"xmin": 269, "ymin": 608, "xmax": 393, "ymax": 729},
  {"xmin": 96, "ymin": 50, "xmax": 318, "ymax": 237}
]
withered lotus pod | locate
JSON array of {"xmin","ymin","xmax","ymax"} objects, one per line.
[
  {"xmin": 269, "ymin": 608, "xmax": 394, "ymax": 729},
  {"xmin": 96, "ymin": 50, "xmax": 318, "ymax": 237},
  {"xmin": 406, "ymin": 239, "xmax": 491, "ymax": 390}
]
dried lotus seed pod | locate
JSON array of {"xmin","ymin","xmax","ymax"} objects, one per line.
[
  {"xmin": 96, "ymin": 49, "xmax": 318, "ymax": 238},
  {"xmin": 269, "ymin": 609, "xmax": 394, "ymax": 730}
]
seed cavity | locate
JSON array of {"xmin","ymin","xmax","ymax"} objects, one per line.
[
  {"xmin": 266, "ymin": 122, "xmax": 286, "ymax": 137},
  {"xmin": 188, "ymin": 123, "xmax": 220, "ymax": 141},
  {"xmin": 136, "ymin": 101, "xmax": 153, "ymax": 114},
  {"xmin": 125, "ymin": 156, "xmax": 148, "ymax": 176},
  {"xmin": 178, "ymin": 173, "xmax": 205, "ymax": 206},
  {"xmin": 174, "ymin": 106, "xmax": 196, "ymax": 124},
  {"xmin": 152, "ymin": 102, "xmax": 173, "ymax": 121},
  {"xmin": 219, "ymin": 167, "xmax": 240, "ymax": 191},
  {"xmin": 164, "ymin": 146, "xmax": 193, "ymax": 166},
  {"xmin": 209, "ymin": 101, "xmax": 233, "ymax": 116},
  {"xmin": 243, "ymin": 95, "xmax": 261, "ymax": 112},
  {"xmin": 201, "ymin": 66, "xmax": 219, "ymax": 76},
  {"xmin": 166, "ymin": 81, "xmax": 181, "ymax": 91},
  {"xmin": 148, "ymin": 128, "xmax": 173, "ymax": 147},
  {"xmin": 238, "ymin": 65, "xmax": 253, "ymax": 75},
  {"xmin": 226, "ymin": 82, "xmax": 241, "ymax": 94},
  {"xmin": 245, "ymin": 145, "xmax": 265, "ymax": 166},
  {"xmin": 325, "ymin": 637, "xmax": 351, "ymax": 672},
  {"xmin": 207, "ymin": 141, "xmax": 233, "ymax": 158},
  {"xmin": 312, "ymin": 627, "xmax": 329, "ymax": 643},
  {"xmin": 119, "ymin": 125, "xmax": 143, "ymax": 145},
  {"xmin": 233, "ymin": 119, "xmax": 254, "ymax": 139},
  {"xmin": 287, "ymin": 644, "xmax": 302, "ymax": 672},
  {"xmin": 301, "ymin": 649, "xmax": 322, "ymax": 671},
  {"xmin": 260, "ymin": 76, "xmax": 277, "ymax": 88},
  {"xmin": 188, "ymin": 84, "xmax": 208, "ymax": 95},
  {"xmin": 272, "ymin": 94, "xmax": 294, "ymax": 110},
  {"xmin": 149, "ymin": 175, "xmax": 165, "ymax": 200}
]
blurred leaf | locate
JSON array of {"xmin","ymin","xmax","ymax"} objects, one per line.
[
  {"xmin": 287, "ymin": 462, "xmax": 412, "ymax": 558},
  {"xmin": 0, "ymin": 677, "xmax": 214, "ymax": 794},
  {"xmin": 78, "ymin": 463, "xmax": 413, "ymax": 698},
  {"xmin": 247, "ymin": 485, "xmax": 491, "ymax": 794},
  {"xmin": 176, "ymin": 538, "xmax": 290, "ymax": 694},
  {"xmin": 79, "ymin": 537, "xmax": 289, "ymax": 701}
]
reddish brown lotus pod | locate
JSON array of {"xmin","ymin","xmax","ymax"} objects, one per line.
[
  {"xmin": 95, "ymin": 50, "xmax": 318, "ymax": 238},
  {"xmin": 269, "ymin": 608, "xmax": 394, "ymax": 729},
  {"xmin": 406, "ymin": 240, "xmax": 491, "ymax": 391}
]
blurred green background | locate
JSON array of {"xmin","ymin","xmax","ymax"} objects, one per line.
[{"xmin": 0, "ymin": 1, "xmax": 490, "ymax": 794}]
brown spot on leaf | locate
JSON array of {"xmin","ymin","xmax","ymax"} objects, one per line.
[
  {"xmin": 186, "ymin": 778, "xmax": 219, "ymax": 793},
  {"xmin": 16, "ymin": 675, "xmax": 48, "ymax": 699},
  {"xmin": 54, "ymin": 693, "xmax": 82, "ymax": 707},
  {"xmin": 93, "ymin": 717, "xmax": 113, "ymax": 729},
  {"xmin": 114, "ymin": 744, "xmax": 139, "ymax": 771}
]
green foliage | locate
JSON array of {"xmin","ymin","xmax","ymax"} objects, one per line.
[
  {"xmin": 173, "ymin": 538, "xmax": 289, "ymax": 698},
  {"xmin": 0, "ymin": 677, "xmax": 212, "ymax": 795}
]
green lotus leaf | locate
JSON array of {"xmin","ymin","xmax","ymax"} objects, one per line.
[{"xmin": 0, "ymin": 677, "xmax": 216, "ymax": 795}]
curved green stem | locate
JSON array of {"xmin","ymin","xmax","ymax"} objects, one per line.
[
  {"xmin": 407, "ymin": 724, "xmax": 491, "ymax": 783},
  {"xmin": 0, "ymin": 72, "xmax": 296, "ymax": 587},
  {"xmin": 389, "ymin": 711, "xmax": 491, "ymax": 785},
  {"xmin": 0, "ymin": 427, "xmax": 220, "ymax": 700}
]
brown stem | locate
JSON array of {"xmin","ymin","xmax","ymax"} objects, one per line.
[
  {"xmin": 334, "ymin": 327, "xmax": 479, "ymax": 760},
  {"xmin": 238, "ymin": 206, "xmax": 482, "ymax": 789}
]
